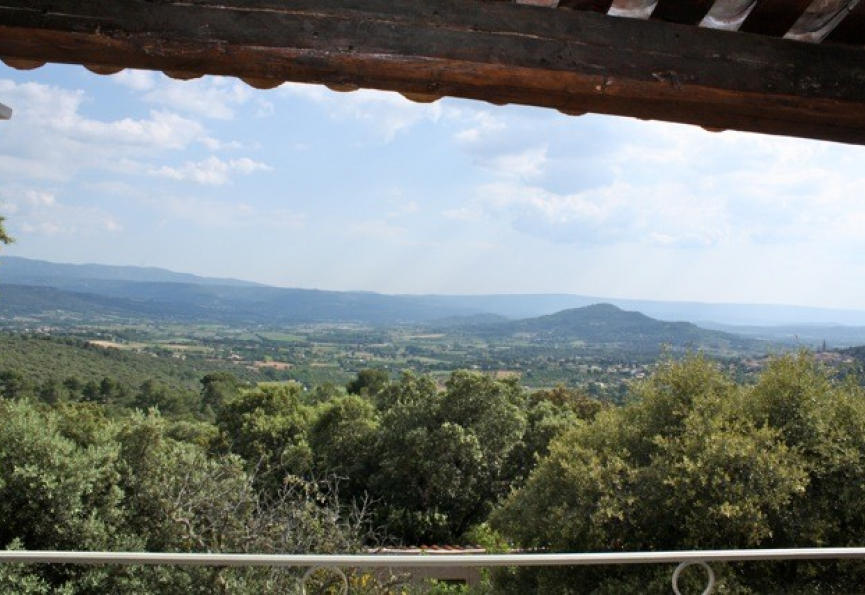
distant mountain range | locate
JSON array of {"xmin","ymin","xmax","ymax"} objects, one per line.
[
  {"xmin": 2, "ymin": 256, "xmax": 865, "ymax": 348},
  {"xmin": 0, "ymin": 257, "xmax": 262, "ymax": 288},
  {"xmin": 0, "ymin": 257, "xmax": 478, "ymax": 325}
]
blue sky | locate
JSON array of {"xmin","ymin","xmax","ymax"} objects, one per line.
[{"xmin": 1, "ymin": 63, "xmax": 865, "ymax": 309}]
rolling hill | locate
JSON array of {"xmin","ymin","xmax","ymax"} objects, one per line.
[{"xmin": 463, "ymin": 303, "xmax": 762, "ymax": 354}]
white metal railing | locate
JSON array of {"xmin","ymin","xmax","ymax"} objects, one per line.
[{"xmin": 3, "ymin": 548, "xmax": 865, "ymax": 594}]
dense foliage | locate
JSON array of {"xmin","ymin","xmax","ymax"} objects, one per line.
[
  {"xmin": 4, "ymin": 329, "xmax": 865, "ymax": 593},
  {"xmin": 0, "ymin": 400, "xmax": 368, "ymax": 594},
  {"xmin": 0, "ymin": 348, "xmax": 602, "ymax": 592},
  {"xmin": 492, "ymin": 355, "xmax": 865, "ymax": 594}
]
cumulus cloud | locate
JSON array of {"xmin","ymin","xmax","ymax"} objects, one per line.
[
  {"xmin": 1, "ymin": 187, "xmax": 122, "ymax": 237},
  {"xmin": 486, "ymin": 147, "xmax": 548, "ymax": 180},
  {"xmin": 470, "ymin": 180, "xmax": 726, "ymax": 247},
  {"xmin": 454, "ymin": 111, "xmax": 507, "ymax": 144},
  {"xmin": 279, "ymin": 83, "xmax": 461, "ymax": 141},
  {"xmin": 149, "ymin": 156, "xmax": 272, "ymax": 185},
  {"xmin": 140, "ymin": 76, "xmax": 255, "ymax": 120},
  {"xmin": 0, "ymin": 79, "xmax": 209, "ymax": 181},
  {"xmin": 112, "ymin": 69, "xmax": 157, "ymax": 92},
  {"xmin": 446, "ymin": 109, "xmax": 865, "ymax": 252}
]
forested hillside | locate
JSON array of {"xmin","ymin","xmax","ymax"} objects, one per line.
[
  {"xmin": 0, "ymin": 333, "xmax": 279, "ymax": 416},
  {"xmin": 465, "ymin": 303, "xmax": 760, "ymax": 354}
]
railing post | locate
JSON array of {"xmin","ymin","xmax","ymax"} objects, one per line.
[
  {"xmin": 672, "ymin": 560, "xmax": 715, "ymax": 595},
  {"xmin": 300, "ymin": 565, "xmax": 349, "ymax": 595}
]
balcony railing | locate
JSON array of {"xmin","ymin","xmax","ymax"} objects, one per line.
[{"xmin": 3, "ymin": 547, "xmax": 865, "ymax": 594}]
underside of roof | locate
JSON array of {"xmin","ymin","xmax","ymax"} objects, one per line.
[{"xmin": 1, "ymin": 0, "xmax": 865, "ymax": 144}]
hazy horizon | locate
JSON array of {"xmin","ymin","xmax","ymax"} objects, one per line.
[{"xmin": 9, "ymin": 255, "xmax": 865, "ymax": 323}]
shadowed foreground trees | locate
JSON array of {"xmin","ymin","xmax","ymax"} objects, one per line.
[
  {"xmin": 0, "ymin": 400, "xmax": 368, "ymax": 594},
  {"xmin": 492, "ymin": 355, "xmax": 865, "ymax": 594}
]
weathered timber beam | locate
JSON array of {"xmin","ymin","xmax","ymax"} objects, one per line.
[{"xmin": 1, "ymin": 0, "xmax": 865, "ymax": 144}]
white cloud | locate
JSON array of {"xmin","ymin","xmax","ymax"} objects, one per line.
[
  {"xmin": 486, "ymin": 147, "xmax": 548, "ymax": 180},
  {"xmin": 201, "ymin": 137, "xmax": 244, "ymax": 151},
  {"xmin": 446, "ymin": 110, "xmax": 865, "ymax": 253},
  {"xmin": 142, "ymin": 76, "xmax": 254, "ymax": 120},
  {"xmin": 54, "ymin": 110, "xmax": 205, "ymax": 150},
  {"xmin": 112, "ymin": 69, "xmax": 157, "ymax": 92},
  {"xmin": 454, "ymin": 111, "xmax": 507, "ymax": 144},
  {"xmin": 279, "ymin": 83, "xmax": 460, "ymax": 141},
  {"xmin": 1, "ymin": 187, "xmax": 122, "ymax": 237},
  {"xmin": 149, "ymin": 156, "xmax": 272, "ymax": 185},
  {"xmin": 146, "ymin": 194, "xmax": 304, "ymax": 230},
  {"xmin": 387, "ymin": 200, "xmax": 420, "ymax": 218},
  {"xmin": 0, "ymin": 79, "xmax": 209, "ymax": 181}
]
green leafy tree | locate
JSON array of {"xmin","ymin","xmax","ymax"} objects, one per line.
[
  {"xmin": 346, "ymin": 368, "xmax": 390, "ymax": 398},
  {"xmin": 0, "ymin": 370, "xmax": 35, "ymax": 401},
  {"xmin": 0, "ymin": 399, "xmax": 370, "ymax": 594},
  {"xmin": 0, "ymin": 214, "xmax": 12, "ymax": 247},
  {"xmin": 199, "ymin": 372, "xmax": 243, "ymax": 416},
  {"xmin": 306, "ymin": 381, "xmax": 344, "ymax": 404},
  {"xmin": 116, "ymin": 411, "xmax": 371, "ymax": 593},
  {"xmin": 310, "ymin": 395, "xmax": 380, "ymax": 501},
  {"xmin": 372, "ymin": 371, "xmax": 527, "ymax": 543},
  {"xmin": 135, "ymin": 379, "xmax": 191, "ymax": 417},
  {"xmin": 215, "ymin": 384, "xmax": 313, "ymax": 488},
  {"xmin": 492, "ymin": 355, "xmax": 865, "ymax": 593},
  {"xmin": 0, "ymin": 216, "xmax": 14, "ymax": 296},
  {"xmin": 0, "ymin": 399, "xmax": 144, "ymax": 592},
  {"xmin": 507, "ymin": 385, "xmax": 605, "ymax": 486}
]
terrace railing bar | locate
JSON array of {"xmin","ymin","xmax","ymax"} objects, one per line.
[{"xmin": 4, "ymin": 547, "xmax": 865, "ymax": 594}]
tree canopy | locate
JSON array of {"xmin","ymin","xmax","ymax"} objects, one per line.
[{"xmin": 492, "ymin": 354, "xmax": 865, "ymax": 594}]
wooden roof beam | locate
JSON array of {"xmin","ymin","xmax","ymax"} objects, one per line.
[{"xmin": 1, "ymin": 0, "xmax": 865, "ymax": 145}]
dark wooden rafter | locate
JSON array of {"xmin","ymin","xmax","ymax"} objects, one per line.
[
  {"xmin": 1, "ymin": 0, "xmax": 865, "ymax": 144},
  {"xmin": 740, "ymin": 0, "xmax": 814, "ymax": 37},
  {"xmin": 826, "ymin": 1, "xmax": 865, "ymax": 45},
  {"xmin": 557, "ymin": 0, "xmax": 615, "ymax": 12},
  {"xmin": 651, "ymin": 0, "xmax": 715, "ymax": 25}
]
